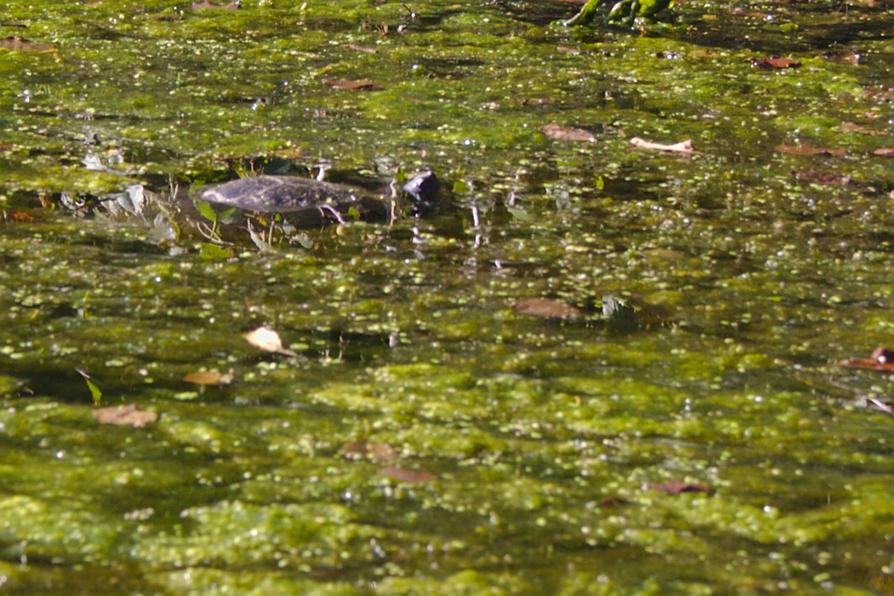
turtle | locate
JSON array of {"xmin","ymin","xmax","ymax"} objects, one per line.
[
  {"xmin": 197, "ymin": 170, "xmax": 440, "ymax": 223},
  {"xmin": 92, "ymin": 170, "xmax": 442, "ymax": 248}
]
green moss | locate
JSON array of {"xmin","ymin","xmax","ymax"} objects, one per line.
[{"xmin": 0, "ymin": 0, "xmax": 893, "ymax": 593}]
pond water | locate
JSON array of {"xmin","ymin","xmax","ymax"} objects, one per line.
[{"xmin": 1, "ymin": 0, "xmax": 893, "ymax": 592}]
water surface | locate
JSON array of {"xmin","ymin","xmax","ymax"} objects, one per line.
[{"xmin": 1, "ymin": 0, "xmax": 893, "ymax": 592}]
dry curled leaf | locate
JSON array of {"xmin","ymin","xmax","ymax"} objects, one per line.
[
  {"xmin": 872, "ymin": 148, "xmax": 894, "ymax": 157},
  {"xmin": 243, "ymin": 326, "xmax": 297, "ymax": 357},
  {"xmin": 343, "ymin": 440, "xmax": 397, "ymax": 464},
  {"xmin": 513, "ymin": 297, "xmax": 582, "ymax": 319},
  {"xmin": 542, "ymin": 123, "xmax": 596, "ymax": 142},
  {"xmin": 650, "ymin": 480, "xmax": 712, "ymax": 495},
  {"xmin": 93, "ymin": 404, "xmax": 158, "ymax": 428},
  {"xmin": 183, "ymin": 370, "xmax": 233, "ymax": 386},
  {"xmin": 323, "ymin": 78, "xmax": 383, "ymax": 91},
  {"xmin": 774, "ymin": 144, "xmax": 847, "ymax": 157},
  {"xmin": 0, "ymin": 36, "xmax": 55, "ymax": 53},
  {"xmin": 378, "ymin": 466, "xmax": 436, "ymax": 484},
  {"xmin": 629, "ymin": 137, "xmax": 694, "ymax": 154},
  {"xmin": 755, "ymin": 56, "xmax": 801, "ymax": 69}
]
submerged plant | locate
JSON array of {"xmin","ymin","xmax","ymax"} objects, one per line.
[{"xmin": 565, "ymin": 0, "xmax": 673, "ymax": 27}]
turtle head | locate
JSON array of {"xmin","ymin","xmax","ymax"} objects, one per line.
[{"xmin": 403, "ymin": 170, "xmax": 440, "ymax": 211}]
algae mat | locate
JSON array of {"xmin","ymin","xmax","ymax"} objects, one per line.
[{"xmin": 1, "ymin": 1, "xmax": 893, "ymax": 592}]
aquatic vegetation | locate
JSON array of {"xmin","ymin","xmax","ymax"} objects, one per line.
[
  {"xmin": 1, "ymin": 0, "xmax": 893, "ymax": 592},
  {"xmin": 565, "ymin": 0, "xmax": 674, "ymax": 27}
]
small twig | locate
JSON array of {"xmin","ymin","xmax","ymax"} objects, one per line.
[
  {"xmin": 319, "ymin": 204, "xmax": 347, "ymax": 225},
  {"xmin": 194, "ymin": 220, "xmax": 223, "ymax": 243}
]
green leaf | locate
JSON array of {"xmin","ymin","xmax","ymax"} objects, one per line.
[
  {"xmin": 194, "ymin": 200, "xmax": 218, "ymax": 223},
  {"xmin": 85, "ymin": 377, "xmax": 102, "ymax": 406},
  {"xmin": 564, "ymin": 0, "xmax": 605, "ymax": 26},
  {"xmin": 0, "ymin": 374, "xmax": 22, "ymax": 397},
  {"xmin": 199, "ymin": 243, "xmax": 234, "ymax": 261},
  {"xmin": 452, "ymin": 180, "xmax": 471, "ymax": 194},
  {"xmin": 596, "ymin": 175, "xmax": 605, "ymax": 191},
  {"xmin": 76, "ymin": 368, "xmax": 103, "ymax": 406}
]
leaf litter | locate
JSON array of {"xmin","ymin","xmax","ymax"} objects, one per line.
[
  {"xmin": 243, "ymin": 326, "xmax": 298, "ymax": 357},
  {"xmin": 93, "ymin": 404, "xmax": 158, "ymax": 428},
  {"xmin": 629, "ymin": 137, "xmax": 694, "ymax": 154}
]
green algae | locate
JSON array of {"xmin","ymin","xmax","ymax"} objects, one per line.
[{"xmin": 1, "ymin": 0, "xmax": 894, "ymax": 593}]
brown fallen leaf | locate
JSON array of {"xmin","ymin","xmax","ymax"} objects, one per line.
[
  {"xmin": 0, "ymin": 36, "xmax": 55, "ymax": 53},
  {"xmin": 840, "ymin": 121, "xmax": 886, "ymax": 136},
  {"xmin": 93, "ymin": 404, "xmax": 158, "ymax": 428},
  {"xmin": 323, "ymin": 78, "xmax": 383, "ymax": 91},
  {"xmin": 542, "ymin": 123, "xmax": 596, "ymax": 142},
  {"xmin": 755, "ymin": 56, "xmax": 801, "ymax": 69},
  {"xmin": 629, "ymin": 137, "xmax": 694, "ymax": 154},
  {"xmin": 192, "ymin": 0, "xmax": 240, "ymax": 9},
  {"xmin": 650, "ymin": 480, "xmax": 712, "ymax": 495},
  {"xmin": 343, "ymin": 440, "xmax": 397, "ymax": 464},
  {"xmin": 774, "ymin": 144, "xmax": 847, "ymax": 158},
  {"xmin": 872, "ymin": 148, "xmax": 894, "ymax": 157},
  {"xmin": 9, "ymin": 211, "xmax": 36, "ymax": 223},
  {"xmin": 793, "ymin": 169, "xmax": 851, "ymax": 186},
  {"xmin": 183, "ymin": 370, "xmax": 233, "ymax": 386},
  {"xmin": 243, "ymin": 326, "xmax": 298, "ymax": 357},
  {"xmin": 378, "ymin": 466, "xmax": 436, "ymax": 484},
  {"xmin": 513, "ymin": 297, "xmax": 582, "ymax": 319}
]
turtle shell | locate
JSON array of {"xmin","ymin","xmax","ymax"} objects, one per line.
[{"xmin": 198, "ymin": 175, "xmax": 365, "ymax": 214}]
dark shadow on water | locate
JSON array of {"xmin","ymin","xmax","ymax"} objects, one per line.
[{"xmin": 672, "ymin": 10, "xmax": 894, "ymax": 54}]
